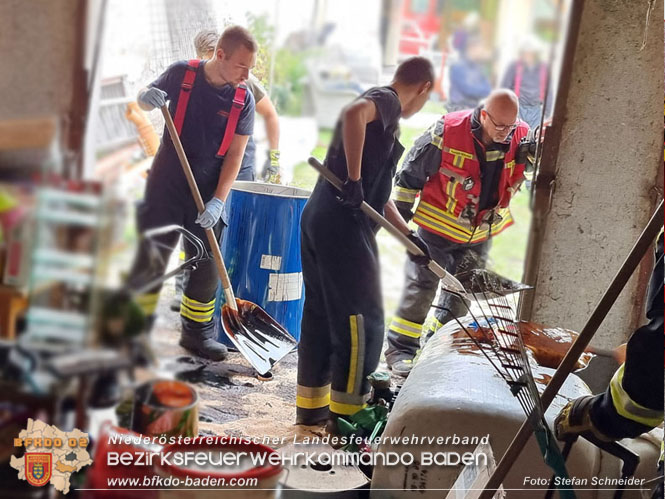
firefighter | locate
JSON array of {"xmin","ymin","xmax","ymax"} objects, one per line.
[
  {"xmin": 170, "ymin": 28, "xmax": 282, "ymax": 313},
  {"xmin": 296, "ymin": 57, "xmax": 435, "ymax": 427},
  {"xmin": 386, "ymin": 89, "xmax": 533, "ymax": 377},
  {"xmin": 555, "ymin": 232, "xmax": 664, "ymax": 498},
  {"xmin": 193, "ymin": 29, "xmax": 282, "ymax": 183},
  {"xmin": 126, "ymin": 26, "xmax": 257, "ymax": 361}
]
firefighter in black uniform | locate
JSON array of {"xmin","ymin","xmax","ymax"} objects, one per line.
[
  {"xmin": 127, "ymin": 26, "xmax": 257, "ymax": 361},
  {"xmin": 555, "ymin": 231, "xmax": 664, "ymax": 498},
  {"xmin": 296, "ymin": 57, "xmax": 435, "ymax": 426}
]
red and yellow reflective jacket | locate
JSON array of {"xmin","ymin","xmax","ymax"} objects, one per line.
[{"xmin": 410, "ymin": 110, "xmax": 529, "ymax": 243}]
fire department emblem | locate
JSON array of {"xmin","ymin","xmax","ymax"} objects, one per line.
[{"xmin": 25, "ymin": 453, "xmax": 52, "ymax": 487}]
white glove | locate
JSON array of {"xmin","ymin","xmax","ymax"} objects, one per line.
[
  {"xmin": 138, "ymin": 87, "xmax": 167, "ymax": 109},
  {"xmin": 195, "ymin": 198, "xmax": 225, "ymax": 229}
]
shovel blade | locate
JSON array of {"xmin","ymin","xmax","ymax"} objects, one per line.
[{"xmin": 221, "ymin": 299, "xmax": 297, "ymax": 375}]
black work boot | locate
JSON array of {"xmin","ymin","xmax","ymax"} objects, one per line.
[{"xmin": 179, "ymin": 329, "xmax": 228, "ymax": 361}]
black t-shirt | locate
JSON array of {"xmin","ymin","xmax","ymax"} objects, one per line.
[
  {"xmin": 325, "ymin": 86, "xmax": 402, "ymax": 212},
  {"xmin": 149, "ymin": 60, "xmax": 255, "ymax": 183}
]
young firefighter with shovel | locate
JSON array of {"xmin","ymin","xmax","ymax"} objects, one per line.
[
  {"xmin": 126, "ymin": 26, "xmax": 257, "ymax": 361},
  {"xmin": 296, "ymin": 57, "xmax": 436, "ymax": 428}
]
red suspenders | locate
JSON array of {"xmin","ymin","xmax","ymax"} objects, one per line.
[
  {"xmin": 538, "ymin": 63, "xmax": 547, "ymax": 102},
  {"xmin": 172, "ymin": 58, "xmax": 246, "ymax": 158},
  {"xmin": 173, "ymin": 59, "xmax": 200, "ymax": 135},
  {"xmin": 216, "ymin": 85, "xmax": 246, "ymax": 158}
]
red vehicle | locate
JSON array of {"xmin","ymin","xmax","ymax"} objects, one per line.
[{"xmin": 399, "ymin": 0, "xmax": 443, "ymax": 56}]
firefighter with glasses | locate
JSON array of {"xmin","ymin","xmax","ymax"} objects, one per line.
[{"xmin": 386, "ymin": 89, "xmax": 535, "ymax": 377}]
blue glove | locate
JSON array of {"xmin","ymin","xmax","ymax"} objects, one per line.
[
  {"xmin": 195, "ymin": 198, "xmax": 225, "ymax": 229},
  {"xmin": 138, "ymin": 87, "xmax": 167, "ymax": 109}
]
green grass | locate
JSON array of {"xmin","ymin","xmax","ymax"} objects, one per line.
[
  {"xmin": 421, "ymin": 100, "xmax": 447, "ymax": 115},
  {"xmin": 290, "ymin": 129, "xmax": 332, "ymax": 190},
  {"xmin": 289, "ymin": 126, "xmax": 531, "ymax": 285}
]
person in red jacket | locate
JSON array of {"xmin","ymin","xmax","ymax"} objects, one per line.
[{"xmin": 386, "ymin": 89, "xmax": 534, "ymax": 377}]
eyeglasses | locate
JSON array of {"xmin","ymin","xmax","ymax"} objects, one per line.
[{"xmin": 484, "ymin": 110, "xmax": 518, "ymax": 132}]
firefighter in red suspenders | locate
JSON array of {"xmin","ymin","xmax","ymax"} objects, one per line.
[
  {"xmin": 126, "ymin": 26, "xmax": 257, "ymax": 361},
  {"xmin": 500, "ymin": 36, "xmax": 551, "ymax": 129},
  {"xmin": 386, "ymin": 89, "xmax": 535, "ymax": 377},
  {"xmin": 555, "ymin": 232, "xmax": 664, "ymax": 499},
  {"xmin": 193, "ymin": 29, "xmax": 282, "ymax": 183}
]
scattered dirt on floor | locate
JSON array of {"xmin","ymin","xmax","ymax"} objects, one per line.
[{"xmin": 147, "ymin": 279, "xmax": 404, "ymax": 449}]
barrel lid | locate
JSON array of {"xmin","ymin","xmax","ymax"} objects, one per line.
[{"xmin": 231, "ymin": 181, "xmax": 310, "ymax": 199}]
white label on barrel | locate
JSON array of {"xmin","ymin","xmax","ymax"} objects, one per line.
[
  {"xmin": 268, "ymin": 272, "xmax": 303, "ymax": 301},
  {"xmin": 260, "ymin": 254, "xmax": 282, "ymax": 270}
]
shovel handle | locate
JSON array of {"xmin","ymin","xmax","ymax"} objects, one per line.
[
  {"xmin": 308, "ymin": 157, "xmax": 465, "ymax": 293},
  {"xmin": 161, "ymin": 105, "xmax": 237, "ymax": 311}
]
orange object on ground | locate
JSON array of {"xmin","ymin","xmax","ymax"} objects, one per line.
[{"xmin": 151, "ymin": 380, "xmax": 194, "ymax": 408}]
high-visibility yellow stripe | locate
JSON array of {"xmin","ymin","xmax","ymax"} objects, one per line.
[
  {"xmin": 417, "ymin": 206, "xmax": 479, "ymax": 239},
  {"xmin": 486, "ymin": 150, "xmax": 505, "ymax": 162},
  {"xmin": 415, "ymin": 201, "xmax": 514, "ymax": 242},
  {"xmin": 179, "ymin": 250, "xmax": 186, "ymax": 261},
  {"xmin": 347, "ymin": 315, "xmax": 359, "ymax": 393},
  {"xmin": 180, "ymin": 302, "xmax": 214, "ymax": 316},
  {"xmin": 393, "ymin": 186, "xmax": 419, "ymax": 203},
  {"xmin": 330, "ymin": 399, "xmax": 366, "ymax": 416},
  {"xmin": 389, "ymin": 324, "xmax": 422, "ymax": 338},
  {"xmin": 444, "ymin": 147, "xmax": 474, "ymax": 160},
  {"xmin": 445, "ymin": 180, "xmax": 458, "ymax": 213},
  {"xmin": 431, "ymin": 134, "xmax": 443, "ymax": 150},
  {"xmin": 135, "ymin": 293, "xmax": 159, "ymax": 304},
  {"xmin": 180, "ymin": 306, "xmax": 214, "ymax": 323},
  {"xmin": 389, "ymin": 316, "xmax": 422, "ymax": 338},
  {"xmin": 414, "ymin": 211, "xmax": 490, "ymax": 244},
  {"xmin": 414, "ymin": 211, "xmax": 512, "ymax": 243},
  {"xmin": 610, "ymin": 365, "xmax": 664, "ymax": 428},
  {"xmin": 296, "ymin": 393, "xmax": 330, "ymax": 410},
  {"xmin": 181, "ymin": 304, "xmax": 215, "ymax": 315},
  {"xmin": 392, "ymin": 316, "xmax": 423, "ymax": 329},
  {"xmin": 297, "ymin": 384, "xmax": 331, "ymax": 399},
  {"xmin": 182, "ymin": 295, "xmax": 215, "ymax": 312},
  {"xmin": 135, "ymin": 293, "xmax": 159, "ymax": 315}
]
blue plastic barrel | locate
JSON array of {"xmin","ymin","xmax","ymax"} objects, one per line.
[{"xmin": 214, "ymin": 182, "xmax": 310, "ymax": 347}]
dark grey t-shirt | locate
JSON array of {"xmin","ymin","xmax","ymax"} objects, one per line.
[
  {"xmin": 150, "ymin": 60, "xmax": 255, "ymax": 170},
  {"xmin": 325, "ymin": 86, "xmax": 403, "ymax": 212}
]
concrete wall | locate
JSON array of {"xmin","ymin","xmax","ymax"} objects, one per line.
[
  {"xmin": 529, "ymin": 0, "xmax": 663, "ymax": 350},
  {"xmin": 0, "ymin": 0, "xmax": 79, "ymax": 121}
]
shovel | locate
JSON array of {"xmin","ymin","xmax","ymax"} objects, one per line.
[
  {"xmin": 307, "ymin": 157, "xmax": 466, "ymax": 294},
  {"xmin": 161, "ymin": 105, "xmax": 297, "ymax": 375}
]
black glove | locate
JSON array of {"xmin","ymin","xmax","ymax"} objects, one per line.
[
  {"xmin": 515, "ymin": 136, "xmax": 536, "ymax": 165},
  {"xmin": 554, "ymin": 395, "xmax": 611, "ymax": 442},
  {"xmin": 338, "ymin": 178, "xmax": 364, "ymax": 209},
  {"xmin": 406, "ymin": 230, "xmax": 431, "ymax": 266}
]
